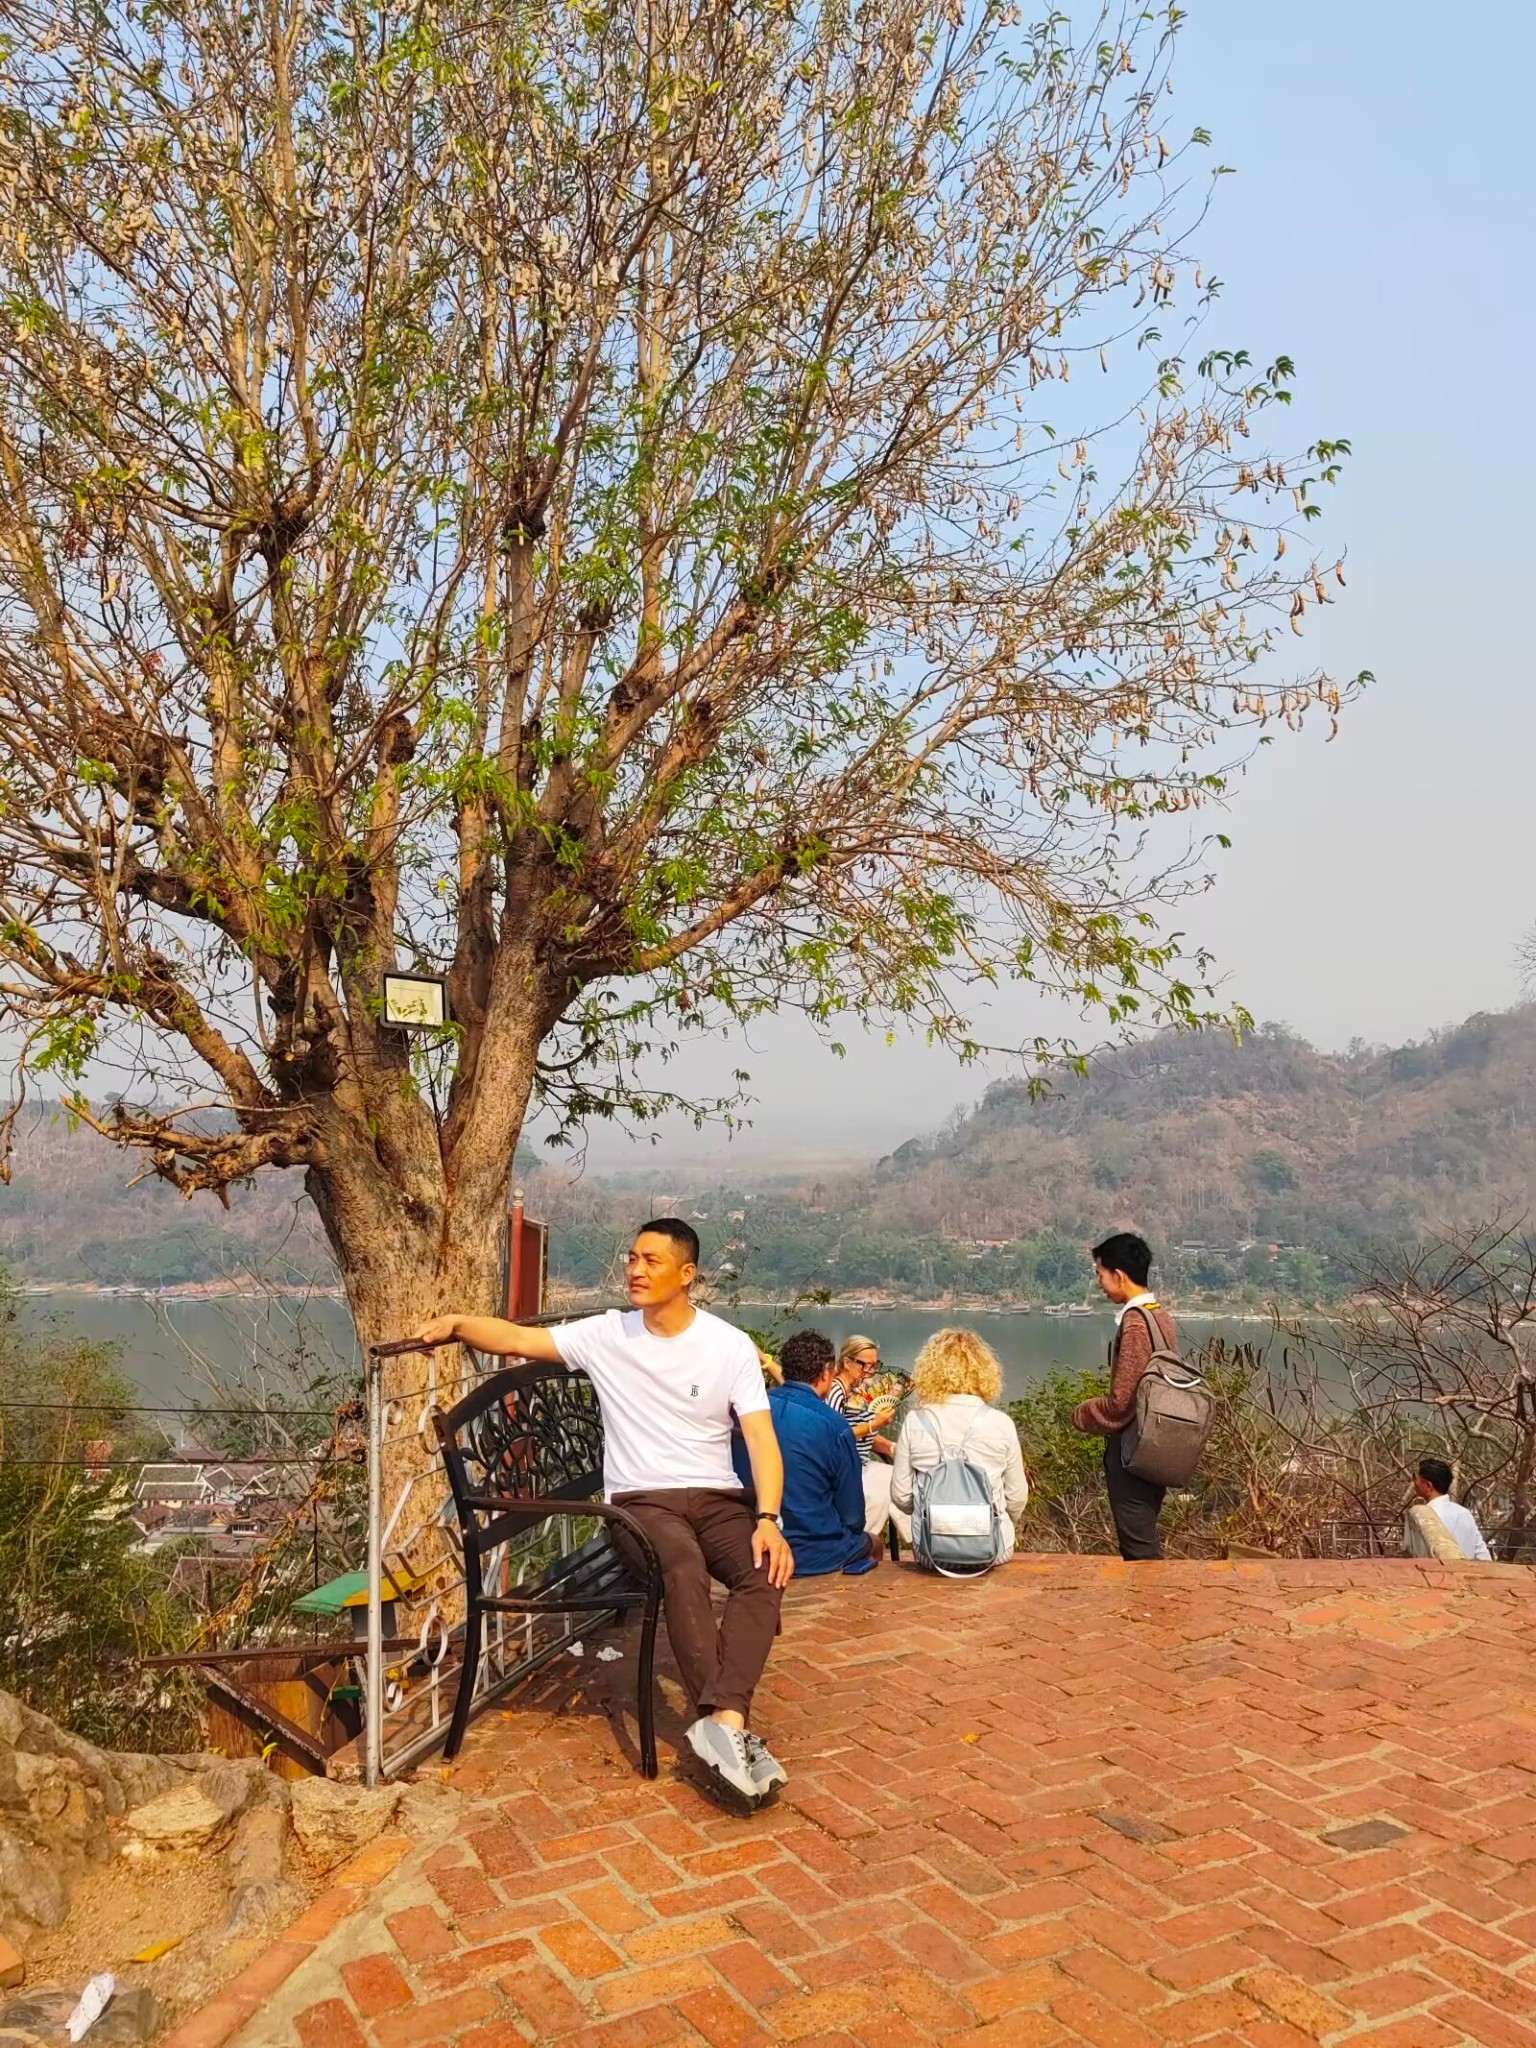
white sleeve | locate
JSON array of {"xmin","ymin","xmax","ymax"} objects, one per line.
[
  {"xmin": 1473, "ymin": 1520, "xmax": 1494, "ymax": 1563},
  {"xmin": 727, "ymin": 1335, "xmax": 770, "ymax": 1418},
  {"xmin": 550, "ymin": 1314, "xmax": 611, "ymax": 1381},
  {"xmin": 999, "ymin": 1414, "xmax": 1029, "ymax": 1515}
]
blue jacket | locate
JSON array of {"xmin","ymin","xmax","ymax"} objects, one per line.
[{"xmin": 734, "ymin": 1380, "xmax": 873, "ymax": 1576}]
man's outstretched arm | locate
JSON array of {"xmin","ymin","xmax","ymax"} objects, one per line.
[{"xmin": 411, "ymin": 1312, "xmax": 564, "ymax": 1363}]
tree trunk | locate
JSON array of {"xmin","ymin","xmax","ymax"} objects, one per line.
[
  {"xmin": 288, "ymin": 989, "xmax": 547, "ymax": 1613},
  {"xmin": 305, "ymin": 1148, "xmax": 515, "ymax": 1612}
]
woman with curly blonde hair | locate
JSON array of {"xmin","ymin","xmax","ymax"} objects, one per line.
[{"xmin": 890, "ymin": 1328, "xmax": 1029, "ymax": 1560}]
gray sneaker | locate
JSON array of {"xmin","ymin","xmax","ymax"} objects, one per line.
[
  {"xmin": 685, "ymin": 1718, "xmax": 761, "ymax": 1809},
  {"xmin": 744, "ymin": 1732, "xmax": 788, "ymax": 1797}
]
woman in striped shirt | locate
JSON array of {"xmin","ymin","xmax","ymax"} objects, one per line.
[{"xmin": 826, "ymin": 1335, "xmax": 897, "ymax": 1537}]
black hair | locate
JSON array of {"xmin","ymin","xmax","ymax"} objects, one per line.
[
  {"xmin": 1092, "ymin": 1232, "xmax": 1153, "ymax": 1288},
  {"xmin": 779, "ymin": 1329, "xmax": 836, "ymax": 1385},
  {"xmin": 1418, "ymin": 1456, "xmax": 1453, "ymax": 1496},
  {"xmin": 636, "ymin": 1217, "xmax": 701, "ymax": 1266}
]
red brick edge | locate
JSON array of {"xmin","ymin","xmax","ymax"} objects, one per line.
[{"xmin": 160, "ymin": 1834, "xmax": 414, "ymax": 2048}]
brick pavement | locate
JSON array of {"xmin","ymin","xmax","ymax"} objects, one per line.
[{"xmin": 203, "ymin": 1557, "xmax": 1536, "ymax": 2048}]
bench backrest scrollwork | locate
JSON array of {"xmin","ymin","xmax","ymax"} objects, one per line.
[{"xmin": 432, "ymin": 1363, "xmax": 606, "ymax": 1565}]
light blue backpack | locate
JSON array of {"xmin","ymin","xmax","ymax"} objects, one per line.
[{"xmin": 908, "ymin": 1408, "xmax": 1004, "ymax": 1577}]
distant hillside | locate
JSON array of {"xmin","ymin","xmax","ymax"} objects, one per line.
[
  {"xmin": 2, "ymin": 1006, "xmax": 1532, "ymax": 1302},
  {"xmin": 482, "ymin": 1007, "xmax": 1536, "ymax": 1307},
  {"xmin": 841, "ymin": 1007, "xmax": 1536, "ymax": 1293},
  {"xmin": 0, "ymin": 1110, "xmax": 331, "ymax": 1286}
]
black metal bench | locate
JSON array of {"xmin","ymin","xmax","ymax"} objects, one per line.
[{"xmin": 432, "ymin": 1364, "xmax": 664, "ymax": 1775}]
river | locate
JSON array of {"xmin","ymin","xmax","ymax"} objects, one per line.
[{"xmin": 18, "ymin": 1288, "xmax": 1285, "ymax": 1409}]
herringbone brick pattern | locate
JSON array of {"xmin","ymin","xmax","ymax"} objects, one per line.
[{"xmin": 224, "ymin": 1558, "xmax": 1536, "ymax": 2048}]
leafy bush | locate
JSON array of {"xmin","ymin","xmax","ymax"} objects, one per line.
[
  {"xmin": 1006, "ymin": 1338, "xmax": 1426, "ymax": 1560},
  {"xmin": 0, "ymin": 1283, "xmax": 201, "ymax": 1747},
  {"xmin": 1008, "ymin": 1366, "xmax": 1115, "ymax": 1552},
  {"xmin": 0, "ymin": 1460, "xmax": 200, "ymax": 1748}
]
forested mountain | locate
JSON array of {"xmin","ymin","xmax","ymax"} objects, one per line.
[
  {"xmin": 2, "ymin": 1005, "xmax": 1533, "ymax": 1301},
  {"xmin": 0, "ymin": 1108, "xmax": 330, "ymax": 1285},
  {"xmin": 490, "ymin": 1006, "xmax": 1536, "ymax": 1304},
  {"xmin": 836, "ymin": 1008, "xmax": 1536, "ymax": 1298}
]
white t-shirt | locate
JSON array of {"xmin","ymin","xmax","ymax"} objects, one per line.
[
  {"xmin": 1429, "ymin": 1493, "xmax": 1494, "ymax": 1562},
  {"xmin": 551, "ymin": 1307, "xmax": 769, "ymax": 1499}
]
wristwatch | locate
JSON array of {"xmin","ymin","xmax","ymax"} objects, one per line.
[{"xmin": 757, "ymin": 1511, "xmax": 784, "ymax": 1531}]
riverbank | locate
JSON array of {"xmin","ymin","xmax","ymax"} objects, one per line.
[{"xmin": 14, "ymin": 1280, "xmax": 1335, "ymax": 1319}]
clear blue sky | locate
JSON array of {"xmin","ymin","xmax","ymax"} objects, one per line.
[
  {"xmin": 1158, "ymin": 0, "xmax": 1535, "ymax": 1043},
  {"xmin": 573, "ymin": 0, "xmax": 1536, "ymax": 1168}
]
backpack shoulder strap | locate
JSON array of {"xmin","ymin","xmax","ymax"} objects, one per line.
[
  {"xmin": 953, "ymin": 1405, "xmax": 992, "ymax": 1460},
  {"xmin": 1126, "ymin": 1301, "xmax": 1181, "ymax": 1350},
  {"xmin": 912, "ymin": 1406, "xmax": 945, "ymax": 1448},
  {"xmin": 1129, "ymin": 1303, "xmax": 1204, "ymax": 1385}
]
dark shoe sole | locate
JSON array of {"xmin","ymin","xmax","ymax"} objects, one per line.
[{"xmin": 685, "ymin": 1754, "xmax": 764, "ymax": 1818}]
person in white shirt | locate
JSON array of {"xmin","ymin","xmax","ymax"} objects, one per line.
[
  {"xmin": 890, "ymin": 1328, "xmax": 1029, "ymax": 1556},
  {"xmin": 1414, "ymin": 1457, "xmax": 1494, "ymax": 1561},
  {"xmin": 414, "ymin": 1219, "xmax": 794, "ymax": 1811}
]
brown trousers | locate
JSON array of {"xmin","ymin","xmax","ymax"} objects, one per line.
[{"xmin": 613, "ymin": 1488, "xmax": 782, "ymax": 1720}]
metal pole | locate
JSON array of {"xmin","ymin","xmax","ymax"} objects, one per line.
[
  {"xmin": 509, "ymin": 1187, "xmax": 525, "ymax": 1318},
  {"xmin": 365, "ymin": 1345, "xmax": 384, "ymax": 1788}
]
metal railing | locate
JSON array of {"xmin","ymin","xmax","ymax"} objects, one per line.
[{"xmin": 361, "ymin": 1331, "xmax": 608, "ymax": 1785}]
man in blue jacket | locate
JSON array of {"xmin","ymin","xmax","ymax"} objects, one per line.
[{"xmin": 736, "ymin": 1330, "xmax": 878, "ymax": 1576}]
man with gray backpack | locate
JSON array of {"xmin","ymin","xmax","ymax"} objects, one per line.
[{"xmin": 1072, "ymin": 1233, "xmax": 1213, "ymax": 1560}]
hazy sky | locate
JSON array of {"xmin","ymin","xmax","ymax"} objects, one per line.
[{"xmin": 564, "ymin": 0, "xmax": 1536, "ymax": 1172}]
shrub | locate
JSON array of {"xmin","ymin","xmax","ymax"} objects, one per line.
[
  {"xmin": 1008, "ymin": 1366, "xmax": 1115, "ymax": 1552},
  {"xmin": 0, "ymin": 1282, "xmax": 201, "ymax": 1746},
  {"xmin": 1008, "ymin": 1338, "xmax": 1424, "ymax": 1560}
]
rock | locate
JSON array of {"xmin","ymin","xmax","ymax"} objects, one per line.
[
  {"xmin": 80, "ymin": 1984, "xmax": 158, "ymax": 2046},
  {"xmin": 0, "ymin": 1988, "xmax": 73, "ymax": 2038},
  {"xmin": 194, "ymin": 1758, "xmax": 267, "ymax": 1826},
  {"xmin": 0, "ymin": 1939, "xmax": 20, "ymax": 1989},
  {"xmin": 0, "ymin": 1693, "xmax": 130, "ymax": 1944},
  {"xmin": 0, "ymin": 1690, "xmax": 278, "ymax": 1948},
  {"xmin": 102, "ymin": 1750, "xmax": 270, "ymax": 1818},
  {"xmin": 225, "ymin": 1872, "xmax": 302, "ymax": 1938},
  {"xmin": 98, "ymin": 1755, "xmax": 187, "ymax": 1813},
  {"xmin": 395, "ymin": 1776, "xmax": 465, "ymax": 1846},
  {"xmin": 224, "ymin": 1804, "xmax": 297, "ymax": 1935},
  {"xmin": 0, "ymin": 1697, "xmax": 122, "ymax": 1818},
  {"xmin": 225, "ymin": 1802, "xmax": 285, "ymax": 1889},
  {"xmin": 0, "ymin": 1826, "xmax": 70, "ymax": 1932},
  {"xmin": 288, "ymin": 1778, "xmax": 401, "ymax": 1870},
  {"xmin": 0, "ymin": 1985, "xmax": 157, "ymax": 2046},
  {"xmin": 0, "ymin": 1752, "xmax": 109, "ymax": 1863},
  {"xmin": 122, "ymin": 1785, "xmax": 228, "ymax": 1853}
]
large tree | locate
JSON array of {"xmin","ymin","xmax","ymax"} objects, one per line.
[{"xmin": 0, "ymin": 0, "xmax": 1355, "ymax": 1370}]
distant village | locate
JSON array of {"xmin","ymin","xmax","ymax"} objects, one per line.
[{"xmin": 80, "ymin": 1437, "xmax": 314, "ymax": 1568}]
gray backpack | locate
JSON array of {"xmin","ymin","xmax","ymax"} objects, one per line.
[
  {"xmin": 908, "ymin": 1409, "xmax": 1004, "ymax": 1577},
  {"xmin": 1118, "ymin": 1305, "xmax": 1215, "ymax": 1486}
]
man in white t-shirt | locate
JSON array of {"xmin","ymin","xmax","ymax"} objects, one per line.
[
  {"xmin": 415, "ymin": 1219, "xmax": 794, "ymax": 1810},
  {"xmin": 1414, "ymin": 1457, "xmax": 1494, "ymax": 1561}
]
